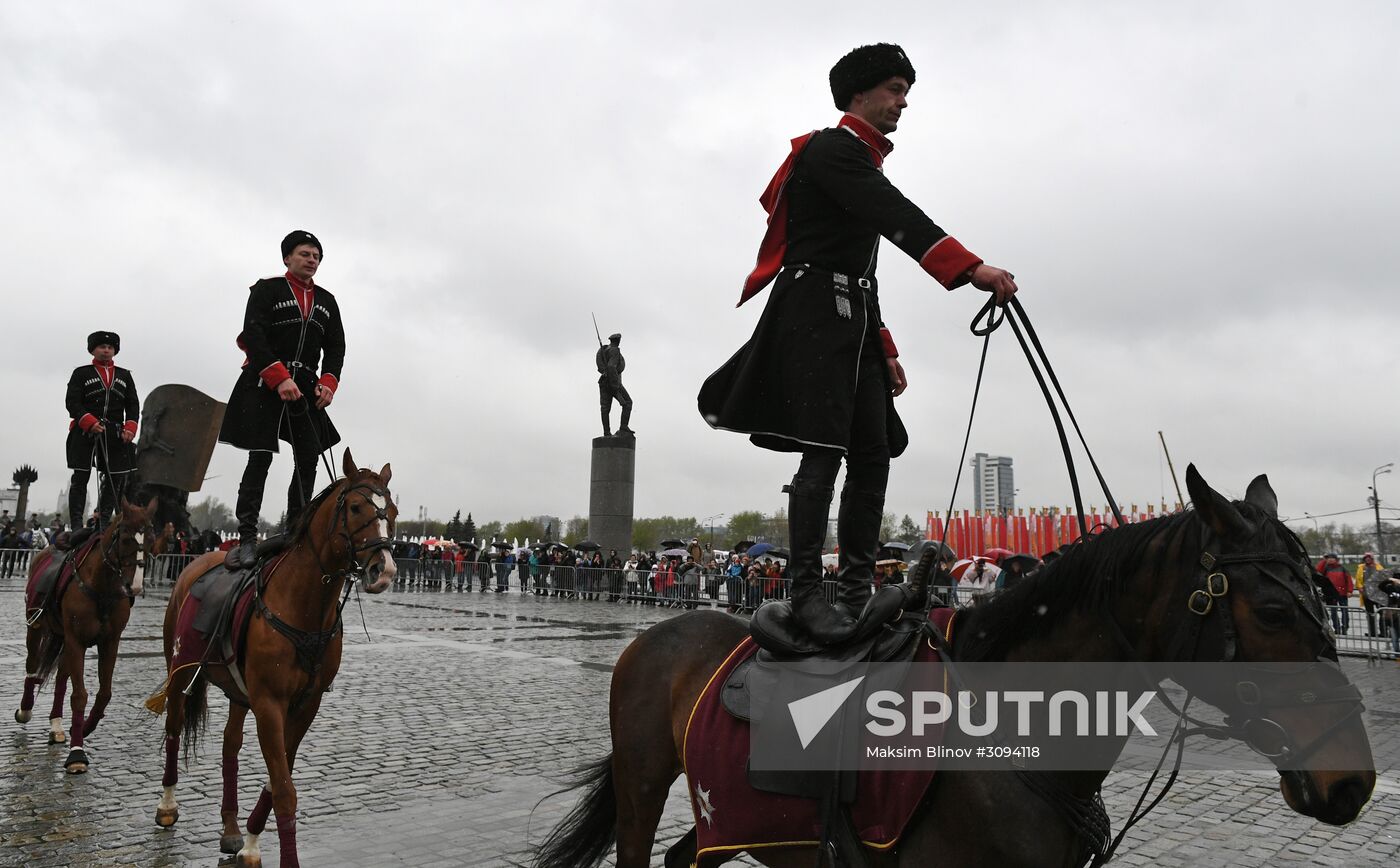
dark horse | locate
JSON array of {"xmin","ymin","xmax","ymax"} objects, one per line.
[
  {"xmin": 15, "ymin": 497, "xmax": 157, "ymax": 773},
  {"xmin": 534, "ymin": 467, "xmax": 1376, "ymax": 867},
  {"xmin": 146, "ymin": 450, "xmax": 397, "ymax": 868}
]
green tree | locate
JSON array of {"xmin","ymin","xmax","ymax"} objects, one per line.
[
  {"xmin": 478, "ymin": 520, "xmax": 503, "ymax": 542},
  {"xmin": 503, "ymin": 517, "xmax": 547, "ymax": 542},
  {"xmin": 463, "ymin": 512, "xmax": 477, "ymax": 541},
  {"xmin": 189, "ymin": 496, "xmax": 237, "ymax": 533},
  {"xmin": 446, "ymin": 510, "xmax": 464, "ymax": 539},
  {"xmin": 563, "ymin": 516, "xmax": 589, "ymax": 545},
  {"xmin": 632, "ymin": 516, "xmax": 702, "ymax": 550},
  {"xmin": 895, "ymin": 514, "xmax": 923, "ymax": 545},
  {"xmin": 726, "ymin": 510, "xmax": 767, "ymax": 545},
  {"xmin": 879, "ymin": 511, "xmax": 899, "ymax": 544}
]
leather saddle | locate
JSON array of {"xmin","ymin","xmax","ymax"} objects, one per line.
[
  {"xmin": 751, "ymin": 584, "xmax": 918, "ymax": 658},
  {"xmin": 190, "ymin": 563, "xmax": 259, "ymax": 651}
]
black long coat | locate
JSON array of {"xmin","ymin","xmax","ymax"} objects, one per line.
[
  {"xmin": 698, "ymin": 115, "xmax": 988, "ymax": 458},
  {"xmin": 65, "ymin": 363, "xmax": 139, "ymax": 471},
  {"xmin": 698, "ymin": 267, "xmax": 908, "ymax": 456},
  {"xmin": 219, "ymin": 277, "xmax": 344, "ymax": 452}
]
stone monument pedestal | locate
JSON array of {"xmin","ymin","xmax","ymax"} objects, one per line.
[{"xmin": 590, "ymin": 435, "xmax": 635, "ymax": 558}]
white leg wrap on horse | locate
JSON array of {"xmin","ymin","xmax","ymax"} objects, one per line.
[
  {"xmin": 158, "ymin": 785, "xmax": 177, "ymax": 812},
  {"xmin": 240, "ymin": 832, "xmax": 260, "ymax": 859},
  {"xmin": 49, "ymin": 718, "xmax": 63, "ymax": 738}
]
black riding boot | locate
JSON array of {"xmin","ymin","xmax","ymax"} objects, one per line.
[
  {"xmin": 226, "ymin": 452, "xmax": 271, "ymax": 570},
  {"xmin": 68, "ymin": 470, "xmax": 89, "ymax": 532},
  {"xmin": 788, "ymin": 479, "xmax": 856, "ymax": 644},
  {"xmin": 835, "ymin": 489, "xmax": 883, "ymax": 618}
]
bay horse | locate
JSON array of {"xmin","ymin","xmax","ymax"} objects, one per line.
[
  {"xmin": 534, "ymin": 466, "xmax": 1376, "ymax": 867},
  {"xmin": 14, "ymin": 497, "xmax": 156, "ymax": 772},
  {"xmin": 147, "ymin": 449, "xmax": 396, "ymax": 868}
]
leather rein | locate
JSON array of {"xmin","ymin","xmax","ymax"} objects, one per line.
[{"xmin": 254, "ymin": 478, "xmax": 393, "ymax": 683}]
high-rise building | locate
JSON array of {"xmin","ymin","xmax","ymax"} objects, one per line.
[{"xmin": 971, "ymin": 453, "xmax": 1015, "ymax": 513}]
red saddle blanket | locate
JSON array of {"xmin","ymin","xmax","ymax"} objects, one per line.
[
  {"xmin": 682, "ymin": 609, "xmax": 957, "ymax": 866},
  {"xmin": 169, "ymin": 569, "xmax": 262, "ymax": 677},
  {"xmin": 24, "ymin": 539, "xmax": 100, "ymax": 615}
]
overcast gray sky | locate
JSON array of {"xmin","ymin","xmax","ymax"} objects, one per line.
[{"xmin": 4, "ymin": 1, "xmax": 1398, "ymax": 534}]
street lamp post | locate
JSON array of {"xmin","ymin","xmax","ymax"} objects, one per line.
[
  {"xmin": 703, "ymin": 512, "xmax": 725, "ymax": 554},
  {"xmin": 1371, "ymin": 463, "xmax": 1393, "ymax": 558}
]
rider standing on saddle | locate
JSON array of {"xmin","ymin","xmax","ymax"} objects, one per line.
[
  {"xmin": 220, "ymin": 230, "xmax": 345, "ymax": 570},
  {"xmin": 65, "ymin": 331, "xmax": 140, "ymax": 532},
  {"xmin": 699, "ymin": 44, "xmax": 1019, "ymax": 643}
]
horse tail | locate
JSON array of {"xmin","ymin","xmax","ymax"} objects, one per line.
[
  {"xmin": 180, "ymin": 672, "xmax": 209, "ymax": 759},
  {"xmin": 32, "ymin": 636, "xmax": 62, "ymax": 685},
  {"xmin": 532, "ymin": 753, "xmax": 617, "ymax": 868}
]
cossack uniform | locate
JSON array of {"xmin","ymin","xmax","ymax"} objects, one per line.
[
  {"xmin": 66, "ymin": 330, "xmax": 140, "ymax": 530},
  {"xmin": 219, "ymin": 230, "xmax": 344, "ymax": 569}
]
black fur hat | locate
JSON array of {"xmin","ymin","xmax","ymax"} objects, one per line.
[
  {"xmin": 281, "ymin": 230, "xmax": 323, "ymax": 260},
  {"xmin": 829, "ymin": 43, "xmax": 916, "ymax": 110},
  {"xmin": 87, "ymin": 331, "xmax": 120, "ymax": 354}
]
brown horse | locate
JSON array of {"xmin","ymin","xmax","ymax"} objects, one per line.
[
  {"xmin": 15, "ymin": 497, "xmax": 156, "ymax": 772},
  {"xmin": 147, "ymin": 449, "xmax": 397, "ymax": 868},
  {"xmin": 534, "ymin": 467, "xmax": 1376, "ymax": 867}
]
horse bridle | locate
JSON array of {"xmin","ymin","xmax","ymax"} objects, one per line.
[
  {"xmin": 1161, "ymin": 539, "xmax": 1366, "ymax": 769},
  {"xmin": 306, "ymin": 479, "xmax": 395, "ymax": 585},
  {"xmin": 78, "ymin": 520, "xmax": 140, "ymax": 609}
]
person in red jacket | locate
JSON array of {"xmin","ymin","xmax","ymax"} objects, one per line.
[{"xmin": 1317, "ymin": 553, "xmax": 1353, "ymax": 634}]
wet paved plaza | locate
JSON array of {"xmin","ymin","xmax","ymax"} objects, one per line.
[{"xmin": 2, "ymin": 574, "xmax": 1399, "ymax": 867}]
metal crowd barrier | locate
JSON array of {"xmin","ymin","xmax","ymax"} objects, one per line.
[{"xmin": 1326, "ymin": 604, "xmax": 1399, "ymax": 660}]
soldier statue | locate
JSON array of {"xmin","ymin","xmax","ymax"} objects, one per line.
[{"xmin": 596, "ymin": 332, "xmax": 634, "ymax": 438}]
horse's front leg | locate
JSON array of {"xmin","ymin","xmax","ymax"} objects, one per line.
[
  {"xmin": 221, "ymin": 703, "xmax": 249, "ymax": 854},
  {"xmin": 239, "ymin": 697, "xmax": 293, "ymax": 868},
  {"xmin": 60, "ymin": 639, "xmax": 89, "ymax": 773},
  {"xmin": 81, "ymin": 636, "xmax": 119, "ymax": 738},
  {"xmin": 47, "ymin": 668, "xmax": 68, "ymax": 744},
  {"xmin": 239, "ymin": 692, "xmax": 322, "ymax": 868}
]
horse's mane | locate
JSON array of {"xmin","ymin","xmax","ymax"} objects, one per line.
[
  {"xmin": 285, "ymin": 474, "xmax": 354, "ymax": 544},
  {"xmin": 953, "ymin": 501, "xmax": 1284, "ymax": 662}
]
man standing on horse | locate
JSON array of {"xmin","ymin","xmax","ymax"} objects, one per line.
[
  {"xmin": 699, "ymin": 44, "xmax": 1019, "ymax": 643},
  {"xmin": 220, "ymin": 230, "xmax": 345, "ymax": 570},
  {"xmin": 65, "ymin": 331, "xmax": 140, "ymax": 532}
]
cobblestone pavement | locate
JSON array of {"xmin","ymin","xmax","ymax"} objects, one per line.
[{"xmin": 2, "ymin": 575, "xmax": 1398, "ymax": 867}]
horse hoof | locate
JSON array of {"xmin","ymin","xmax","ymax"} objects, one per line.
[
  {"xmin": 48, "ymin": 731, "xmax": 66, "ymax": 745},
  {"xmin": 236, "ymin": 854, "xmax": 263, "ymax": 867},
  {"xmin": 154, "ymin": 806, "xmax": 179, "ymax": 827},
  {"xmin": 220, "ymin": 833, "xmax": 242, "ymax": 853},
  {"xmin": 63, "ymin": 749, "xmax": 88, "ymax": 774},
  {"xmin": 14, "ymin": 709, "xmax": 30, "ymax": 724}
]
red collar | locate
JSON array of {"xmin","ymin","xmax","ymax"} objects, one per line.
[
  {"xmin": 91, "ymin": 358, "xmax": 115, "ymax": 387},
  {"xmin": 838, "ymin": 113, "xmax": 894, "ymax": 166},
  {"xmin": 285, "ymin": 271, "xmax": 315, "ymax": 293}
]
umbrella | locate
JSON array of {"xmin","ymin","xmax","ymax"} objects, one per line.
[
  {"xmin": 950, "ymin": 557, "xmax": 996, "ymax": 581},
  {"xmin": 746, "ymin": 543, "xmax": 790, "ymax": 560},
  {"xmin": 574, "ymin": 540, "xmax": 601, "ymax": 552},
  {"xmin": 1000, "ymin": 553, "xmax": 1041, "ymax": 572},
  {"xmin": 659, "ymin": 538, "xmax": 685, "ymax": 549},
  {"xmin": 876, "ymin": 559, "xmax": 904, "ymax": 567},
  {"xmin": 457, "ymin": 541, "xmax": 479, "ymax": 551},
  {"xmin": 530, "ymin": 541, "xmax": 555, "ymax": 551},
  {"xmin": 732, "ymin": 539, "xmax": 756, "ymax": 553},
  {"xmin": 549, "ymin": 541, "xmax": 572, "ymax": 551},
  {"xmin": 661, "ymin": 548, "xmax": 688, "ymax": 558},
  {"xmin": 490, "ymin": 540, "xmax": 513, "ymax": 550},
  {"xmin": 981, "ymin": 547, "xmax": 1014, "ymax": 564},
  {"xmin": 423, "ymin": 537, "xmax": 440, "ymax": 546},
  {"xmin": 879, "ymin": 541, "xmax": 912, "ymax": 552}
]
